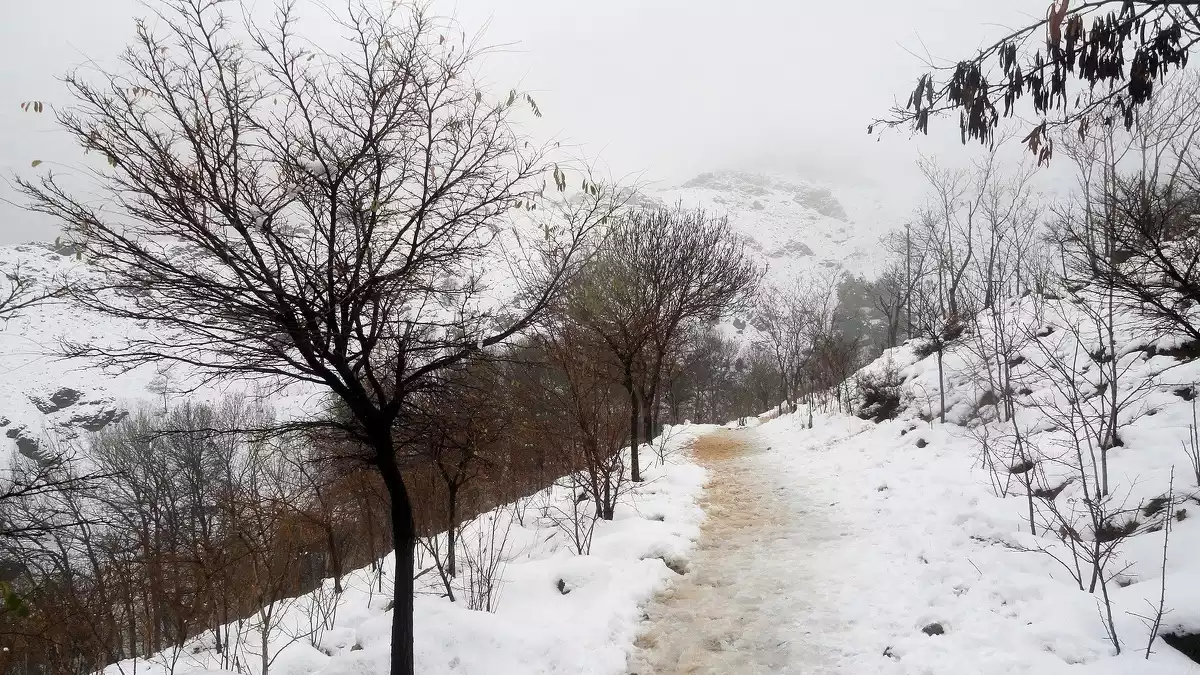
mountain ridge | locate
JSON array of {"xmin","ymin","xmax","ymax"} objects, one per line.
[{"xmin": 0, "ymin": 170, "xmax": 900, "ymax": 461}]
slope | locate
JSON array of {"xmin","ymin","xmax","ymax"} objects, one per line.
[
  {"xmin": 652, "ymin": 170, "xmax": 901, "ymax": 285},
  {"xmin": 742, "ymin": 288, "xmax": 1200, "ymax": 672}
]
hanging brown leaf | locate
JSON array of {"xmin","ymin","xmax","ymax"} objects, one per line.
[{"xmin": 1047, "ymin": 0, "xmax": 1069, "ymax": 48}]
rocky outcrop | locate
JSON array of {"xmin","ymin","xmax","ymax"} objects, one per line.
[
  {"xmin": 9, "ymin": 387, "xmax": 129, "ymax": 463},
  {"xmin": 28, "ymin": 387, "xmax": 83, "ymax": 414}
]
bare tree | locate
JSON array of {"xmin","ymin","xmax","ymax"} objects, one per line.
[
  {"xmin": 16, "ymin": 2, "xmax": 623, "ymax": 673},
  {"xmin": 569, "ymin": 206, "xmax": 759, "ymax": 481},
  {"xmin": 871, "ymin": 261, "xmax": 914, "ymax": 349},
  {"xmin": 566, "ymin": 223, "xmax": 656, "ymax": 483},
  {"xmin": 536, "ymin": 321, "xmax": 629, "ymax": 521},
  {"xmin": 754, "ymin": 282, "xmax": 811, "ymax": 410},
  {"xmin": 634, "ymin": 207, "xmax": 761, "ymax": 444}
]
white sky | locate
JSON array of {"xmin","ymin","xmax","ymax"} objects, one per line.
[{"xmin": 0, "ymin": 0, "xmax": 1049, "ymax": 244}]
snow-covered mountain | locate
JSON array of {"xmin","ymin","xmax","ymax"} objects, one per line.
[
  {"xmin": 648, "ymin": 170, "xmax": 901, "ymax": 284},
  {"xmin": 0, "ymin": 170, "xmax": 900, "ymax": 463}
]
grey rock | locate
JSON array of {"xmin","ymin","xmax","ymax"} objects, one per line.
[
  {"xmin": 6, "ymin": 426, "xmax": 45, "ymax": 464},
  {"xmin": 29, "ymin": 387, "xmax": 84, "ymax": 414},
  {"xmin": 65, "ymin": 407, "xmax": 128, "ymax": 433},
  {"xmin": 769, "ymin": 240, "xmax": 815, "ymax": 258},
  {"xmin": 49, "ymin": 387, "xmax": 83, "ymax": 409}
]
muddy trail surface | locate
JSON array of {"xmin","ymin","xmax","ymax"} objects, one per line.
[{"xmin": 628, "ymin": 428, "xmax": 855, "ymax": 674}]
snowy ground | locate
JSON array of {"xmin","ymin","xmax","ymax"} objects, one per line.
[{"xmin": 633, "ymin": 412, "xmax": 1200, "ymax": 674}]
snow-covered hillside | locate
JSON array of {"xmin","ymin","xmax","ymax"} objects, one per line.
[
  {"xmin": 804, "ymin": 289, "xmax": 1200, "ymax": 671},
  {"xmin": 614, "ymin": 286, "xmax": 1200, "ymax": 673},
  {"xmin": 0, "ymin": 243, "xmax": 179, "ymax": 461},
  {"xmin": 0, "ymin": 243, "xmax": 318, "ymax": 465},
  {"xmin": 651, "ymin": 170, "xmax": 901, "ymax": 284}
]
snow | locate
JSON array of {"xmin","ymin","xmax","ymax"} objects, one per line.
[
  {"xmin": 0, "ymin": 243, "xmax": 324, "ymax": 472},
  {"xmin": 98, "ymin": 424, "xmax": 714, "ymax": 675},
  {"xmin": 700, "ymin": 294, "xmax": 1200, "ymax": 672},
  {"xmin": 0, "ymin": 170, "xmax": 893, "ymax": 469},
  {"xmin": 626, "ymin": 406, "xmax": 1200, "ymax": 673},
  {"xmin": 652, "ymin": 170, "xmax": 902, "ymax": 284},
  {"xmin": 633, "ymin": 289, "xmax": 1200, "ymax": 673},
  {"xmin": 10, "ymin": 172, "xmax": 1200, "ymax": 672},
  {"xmin": 54, "ymin": 280, "xmax": 1200, "ymax": 673}
]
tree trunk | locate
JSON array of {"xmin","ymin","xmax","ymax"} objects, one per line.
[
  {"xmin": 905, "ymin": 223, "xmax": 912, "ymax": 339},
  {"xmin": 1102, "ymin": 285, "xmax": 1118, "ymax": 497},
  {"xmin": 777, "ymin": 354, "xmax": 790, "ymax": 410},
  {"xmin": 324, "ymin": 523, "xmax": 344, "ymax": 594},
  {"xmin": 642, "ymin": 396, "xmax": 654, "ymax": 454},
  {"xmin": 377, "ymin": 447, "xmax": 416, "ymax": 675},
  {"xmin": 629, "ymin": 389, "xmax": 641, "ymax": 482},
  {"xmin": 936, "ymin": 348, "xmax": 947, "ymax": 423},
  {"xmin": 260, "ymin": 613, "xmax": 271, "ymax": 675},
  {"xmin": 446, "ymin": 486, "xmax": 457, "ymax": 578},
  {"xmin": 625, "ymin": 365, "xmax": 641, "ymax": 482},
  {"xmin": 644, "ymin": 352, "xmax": 665, "ymax": 444},
  {"xmin": 602, "ymin": 474, "xmax": 614, "ymax": 520}
]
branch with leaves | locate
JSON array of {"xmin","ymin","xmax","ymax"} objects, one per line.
[{"xmin": 874, "ymin": 0, "xmax": 1200, "ymax": 162}]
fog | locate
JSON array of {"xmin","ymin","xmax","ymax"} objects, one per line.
[{"xmin": 0, "ymin": 0, "xmax": 1049, "ymax": 244}]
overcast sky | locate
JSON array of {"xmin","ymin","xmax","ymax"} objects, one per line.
[{"xmin": 0, "ymin": 0, "xmax": 1049, "ymax": 244}]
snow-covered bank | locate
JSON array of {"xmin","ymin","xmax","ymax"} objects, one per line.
[
  {"xmin": 729, "ymin": 409, "xmax": 1200, "ymax": 673},
  {"xmin": 99, "ymin": 425, "xmax": 715, "ymax": 675},
  {"xmin": 737, "ymin": 288, "xmax": 1200, "ymax": 672}
]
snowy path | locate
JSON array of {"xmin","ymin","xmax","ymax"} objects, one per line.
[
  {"xmin": 631, "ymin": 413, "xmax": 1200, "ymax": 675},
  {"xmin": 629, "ymin": 426, "xmax": 859, "ymax": 674}
]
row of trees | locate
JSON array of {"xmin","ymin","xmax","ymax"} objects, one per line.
[
  {"xmin": 0, "ymin": 4, "xmax": 767, "ymax": 672},
  {"xmin": 751, "ymin": 273, "xmax": 860, "ymax": 419},
  {"xmin": 0, "ymin": 212, "xmax": 766, "ymax": 675}
]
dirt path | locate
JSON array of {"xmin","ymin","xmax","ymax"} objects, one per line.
[{"xmin": 628, "ymin": 427, "xmax": 851, "ymax": 674}]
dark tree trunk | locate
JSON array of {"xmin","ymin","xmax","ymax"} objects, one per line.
[
  {"xmin": 446, "ymin": 486, "xmax": 458, "ymax": 578},
  {"xmin": 629, "ymin": 388, "xmax": 641, "ymax": 482},
  {"xmin": 644, "ymin": 351, "xmax": 665, "ymax": 444},
  {"xmin": 642, "ymin": 397, "xmax": 654, "ymax": 451},
  {"xmin": 936, "ymin": 348, "xmax": 947, "ymax": 424},
  {"xmin": 624, "ymin": 364, "xmax": 641, "ymax": 482},
  {"xmin": 667, "ymin": 380, "xmax": 681, "ymax": 424},
  {"xmin": 602, "ymin": 475, "xmax": 614, "ymax": 520},
  {"xmin": 377, "ymin": 444, "xmax": 416, "ymax": 675},
  {"xmin": 324, "ymin": 523, "xmax": 344, "ymax": 594}
]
